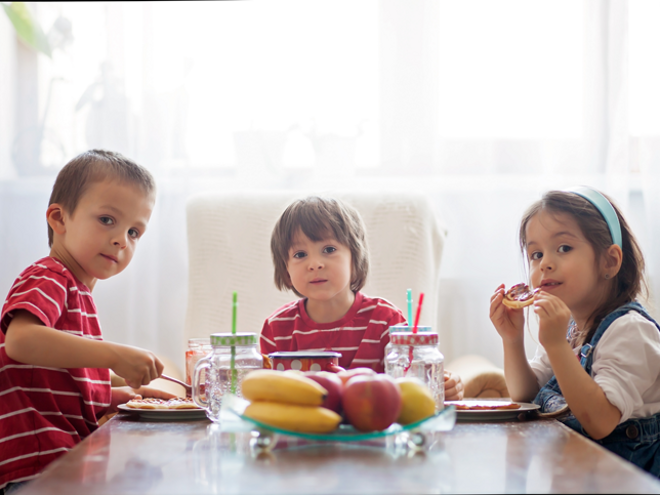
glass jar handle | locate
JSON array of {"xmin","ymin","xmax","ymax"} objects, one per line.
[{"xmin": 192, "ymin": 357, "xmax": 210, "ymax": 409}]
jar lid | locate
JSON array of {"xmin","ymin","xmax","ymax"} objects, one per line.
[
  {"xmin": 268, "ymin": 351, "xmax": 342, "ymax": 359},
  {"xmin": 210, "ymin": 333, "xmax": 257, "ymax": 346},
  {"xmin": 390, "ymin": 332, "xmax": 438, "ymax": 346},
  {"xmin": 388, "ymin": 324, "xmax": 432, "ymax": 333}
]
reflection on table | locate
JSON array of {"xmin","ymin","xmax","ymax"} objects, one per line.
[{"xmin": 17, "ymin": 414, "xmax": 660, "ymax": 494}]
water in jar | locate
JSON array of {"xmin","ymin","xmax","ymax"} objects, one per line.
[
  {"xmin": 385, "ymin": 345, "xmax": 445, "ymax": 410},
  {"xmin": 205, "ymin": 366, "xmax": 261, "ymax": 423}
]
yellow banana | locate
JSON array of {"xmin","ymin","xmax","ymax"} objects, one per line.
[
  {"xmin": 244, "ymin": 401, "xmax": 341, "ymax": 433},
  {"xmin": 241, "ymin": 369, "xmax": 328, "ymax": 406}
]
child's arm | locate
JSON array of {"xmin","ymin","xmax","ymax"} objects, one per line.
[
  {"xmin": 535, "ymin": 292, "xmax": 621, "ymax": 440},
  {"xmin": 5, "ymin": 310, "xmax": 163, "ymax": 389},
  {"xmin": 490, "ymin": 284, "xmax": 540, "ymax": 402}
]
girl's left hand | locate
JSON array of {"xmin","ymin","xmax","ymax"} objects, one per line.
[
  {"xmin": 109, "ymin": 386, "xmax": 176, "ymax": 413},
  {"xmin": 533, "ymin": 291, "xmax": 571, "ymax": 351}
]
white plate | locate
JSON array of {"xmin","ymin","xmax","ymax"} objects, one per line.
[
  {"xmin": 444, "ymin": 401, "xmax": 540, "ymax": 422},
  {"xmin": 117, "ymin": 404, "xmax": 208, "ymax": 421}
]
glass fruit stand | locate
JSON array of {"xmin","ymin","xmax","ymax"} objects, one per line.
[{"xmin": 219, "ymin": 394, "xmax": 456, "ymax": 454}]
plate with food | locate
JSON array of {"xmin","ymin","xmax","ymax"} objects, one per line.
[
  {"xmin": 117, "ymin": 397, "xmax": 208, "ymax": 421},
  {"xmin": 444, "ymin": 400, "xmax": 540, "ymax": 422}
]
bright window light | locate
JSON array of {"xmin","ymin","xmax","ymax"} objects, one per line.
[
  {"xmin": 630, "ymin": 0, "xmax": 660, "ymax": 137},
  {"xmin": 437, "ymin": 0, "xmax": 583, "ymax": 139}
]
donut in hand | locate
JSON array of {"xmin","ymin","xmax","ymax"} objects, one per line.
[{"xmin": 502, "ymin": 283, "xmax": 539, "ymax": 309}]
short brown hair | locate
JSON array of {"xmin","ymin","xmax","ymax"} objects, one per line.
[
  {"xmin": 519, "ymin": 190, "xmax": 648, "ymax": 345},
  {"xmin": 47, "ymin": 150, "xmax": 156, "ymax": 246},
  {"xmin": 271, "ymin": 196, "xmax": 369, "ymax": 297}
]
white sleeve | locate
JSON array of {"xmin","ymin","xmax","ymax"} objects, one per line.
[
  {"xmin": 529, "ymin": 344, "xmax": 555, "ymax": 389},
  {"xmin": 591, "ymin": 311, "xmax": 660, "ymax": 424}
]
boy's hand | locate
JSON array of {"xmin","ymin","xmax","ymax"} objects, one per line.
[
  {"xmin": 109, "ymin": 344, "xmax": 164, "ymax": 389},
  {"xmin": 109, "ymin": 386, "xmax": 176, "ymax": 413},
  {"xmin": 444, "ymin": 370, "xmax": 464, "ymax": 401},
  {"xmin": 490, "ymin": 284, "xmax": 525, "ymax": 343},
  {"xmin": 534, "ymin": 291, "xmax": 572, "ymax": 351}
]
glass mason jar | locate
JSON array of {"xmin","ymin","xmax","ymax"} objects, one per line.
[
  {"xmin": 384, "ymin": 331, "xmax": 445, "ymax": 411},
  {"xmin": 185, "ymin": 338, "xmax": 213, "ymax": 385},
  {"xmin": 192, "ymin": 333, "xmax": 263, "ymax": 423}
]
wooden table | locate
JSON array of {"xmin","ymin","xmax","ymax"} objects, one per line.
[{"xmin": 18, "ymin": 414, "xmax": 660, "ymax": 494}]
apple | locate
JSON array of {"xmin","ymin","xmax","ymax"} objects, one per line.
[
  {"xmin": 337, "ymin": 367, "xmax": 376, "ymax": 386},
  {"xmin": 342, "ymin": 374, "xmax": 402, "ymax": 432},
  {"xmin": 304, "ymin": 371, "xmax": 344, "ymax": 414}
]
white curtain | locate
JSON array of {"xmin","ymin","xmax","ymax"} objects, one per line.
[{"xmin": 1, "ymin": 0, "xmax": 658, "ymax": 373}]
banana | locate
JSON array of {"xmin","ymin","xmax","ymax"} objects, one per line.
[
  {"xmin": 241, "ymin": 369, "xmax": 328, "ymax": 406},
  {"xmin": 244, "ymin": 401, "xmax": 341, "ymax": 433}
]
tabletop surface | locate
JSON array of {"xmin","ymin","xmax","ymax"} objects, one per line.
[{"xmin": 17, "ymin": 413, "xmax": 660, "ymax": 495}]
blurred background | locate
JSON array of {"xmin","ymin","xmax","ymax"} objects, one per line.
[{"xmin": 1, "ymin": 0, "xmax": 659, "ymax": 371}]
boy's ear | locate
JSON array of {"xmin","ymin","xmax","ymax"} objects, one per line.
[
  {"xmin": 46, "ymin": 204, "xmax": 67, "ymax": 236},
  {"xmin": 603, "ymin": 244, "xmax": 623, "ymax": 278}
]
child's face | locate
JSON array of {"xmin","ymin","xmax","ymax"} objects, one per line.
[
  {"xmin": 525, "ymin": 209, "xmax": 609, "ymax": 319},
  {"xmin": 50, "ymin": 179, "xmax": 155, "ymax": 288},
  {"xmin": 286, "ymin": 230, "xmax": 353, "ymax": 303}
]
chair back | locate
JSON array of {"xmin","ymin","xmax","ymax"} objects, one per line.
[{"xmin": 184, "ymin": 191, "xmax": 445, "ymax": 345}]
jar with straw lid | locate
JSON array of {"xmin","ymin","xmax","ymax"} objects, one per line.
[
  {"xmin": 384, "ymin": 291, "xmax": 445, "ymax": 410},
  {"xmin": 384, "ymin": 331, "xmax": 444, "ymax": 410},
  {"xmin": 192, "ymin": 291, "xmax": 262, "ymax": 422},
  {"xmin": 192, "ymin": 332, "xmax": 262, "ymax": 422}
]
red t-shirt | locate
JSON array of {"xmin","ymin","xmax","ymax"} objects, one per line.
[
  {"xmin": 0, "ymin": 257, "xmax": 111, "ymax": 489},
  {"xmin": 260, "ymin": 292, "xmax": 407, "ymax": 372}
]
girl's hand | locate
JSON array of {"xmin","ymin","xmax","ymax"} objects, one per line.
[
  {"xmin": 534, "ymin": 291, "xmax": 571, "ymax": 351},
  {"xmin": 444, "ymin": 370, "xmax": 465, "ymax": 401},
  {"xmin": 490, "ymin": 284, "xmax": 525, "ymax": 343},
  {"xmin": 109, "ymin": 386, "xmax": 177, "ymax": 413}
]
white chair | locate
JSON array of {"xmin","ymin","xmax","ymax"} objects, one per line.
[{"xmin": 183, "ymin": 191, "xmax": 445, "ymax": 342}]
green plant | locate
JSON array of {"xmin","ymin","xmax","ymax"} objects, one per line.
[{"xmin": 2, "ymin": 2, "xmax": 51, "ymax": 57}]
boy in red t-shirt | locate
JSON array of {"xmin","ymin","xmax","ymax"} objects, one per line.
[
  {"xmin": 260, "ymin": 196, "xmax": 464, "ymax": 398},
  {"xmin": 0, "ymin": 150, "xmax": 172, "ymax": 492}
]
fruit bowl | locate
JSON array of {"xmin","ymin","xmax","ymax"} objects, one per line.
[{"xmin": 220, "ymin": 394, "xmax": 456, "ymax": 451}]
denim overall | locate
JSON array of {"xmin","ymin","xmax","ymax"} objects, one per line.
[{"xmin": 533, "ymin": 302, "xmax": 660, "ymax": 476}]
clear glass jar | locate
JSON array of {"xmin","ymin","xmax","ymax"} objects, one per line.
[
  {"xmin": 192, "ymin": 333, "xmax": 263, "ymax": 423},
  {"xmin": 185, "ymin": 338, "xmax": 213, "ymax": 385},
  {"xmin": 384, "ymin": 331, "xmax": 444, "ymax": 411}
]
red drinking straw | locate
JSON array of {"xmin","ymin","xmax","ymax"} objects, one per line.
[{"xmin": 412, "ymin": 292, "xmax": 424, "ymax": 334}]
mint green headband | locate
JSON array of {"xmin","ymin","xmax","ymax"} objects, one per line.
[{"xmin": 564, "ymin": 186, "xmax": 623, "ymax": 249}]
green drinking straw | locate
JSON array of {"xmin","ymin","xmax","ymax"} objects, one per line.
[
  {"xmin": 406, "ymin": 288, "xmax": 413, "ymax": 329},
  {"xmin": 230, "ymin": 291, "xmax": 238, "ymax": 394}
]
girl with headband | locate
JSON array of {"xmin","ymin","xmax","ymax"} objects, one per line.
[{"xmin": 490, "ymin": 187, "xmax": 660, "ymax": 475}]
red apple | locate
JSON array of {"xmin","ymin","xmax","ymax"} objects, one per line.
[
  {"xmin": 337, "ymin": 367, "xmax": 376, "ymax": 386},
  {"xmin": 304, "ymin": 371, "xmax": 344, "ymax": 414},
  {"xmin": 342, "ymin": 374, "xmax": 402, "ymax": 432}
]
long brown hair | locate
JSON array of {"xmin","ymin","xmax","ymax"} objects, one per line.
[
  {"xmin": 271, "ymin": 196, "xmax": 369, "ymax": 298},
  {"xmin": 519, "ymin": 190, "xmax": 648, "ymax": 346}
]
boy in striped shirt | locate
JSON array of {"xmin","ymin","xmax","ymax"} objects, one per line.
[
  {"xmin": 0, "ymin": 150, "xmax": 172, "ymax": 493},
  {"xmin": 260, "ymin": 196, "xmax": 464, "ymax": 398}
]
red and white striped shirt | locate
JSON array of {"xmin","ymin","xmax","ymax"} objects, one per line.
[
  {"xmin": 0, "ymin": 257, "xmax": 111, "ymax": 489},
  {"xmin": 260, "ymin": 292, "xmax": 406, "ymax": 372}
]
